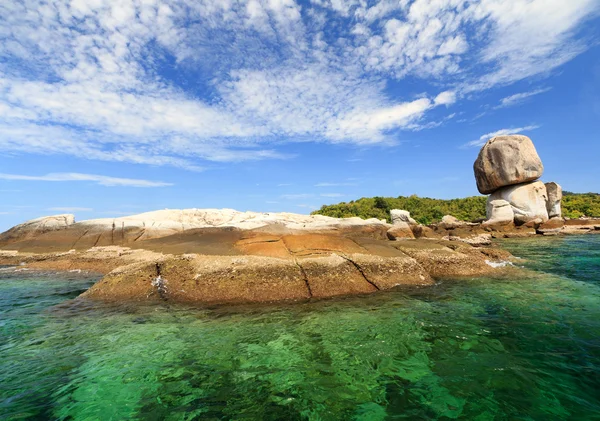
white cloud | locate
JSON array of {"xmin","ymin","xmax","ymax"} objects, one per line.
[
  {"xmin": 434, "ymin": 91, "xmax": 456, "ymax": 106},
  {"xmin": 47, "ymin": 207, "xmax": 93, "ymax": 212},
  {"xmin": 0, "ymin": 0, "xmax": 597, "ymax": 168},
  {"xmin": 320, "ymin": 193, "xmax": 345, "ymax": 197},
  {"xmin": 0, "ymin": 173, "xmax": 172, "ymax": 187},
  {"xmin": 463, "ymin": 125, "xmax": 540, "ymax": 148},
  {"xmin": 496, "ymin": 88, "xmax": 552, "ymax": 109}
]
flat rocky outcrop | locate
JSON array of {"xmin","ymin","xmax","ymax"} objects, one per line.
[{"xmin": 0, "ymin": 209, "xmax": 519, "ymax": 305}]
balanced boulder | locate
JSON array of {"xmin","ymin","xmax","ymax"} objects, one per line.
[
  {"xmin": 545, "ymin": 182, "xmax": 563, "ymax": 219},
  {"xmin": 474, "ymin": 135, "xmax": 544, "ymax": 194},
  {"xmin": 489, "ymin": 181, "xmax": 549, "ymax": 224}
]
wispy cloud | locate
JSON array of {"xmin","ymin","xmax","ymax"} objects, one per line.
[
  {"xmin": 496, "ymin": 88, "xmax": 552, "ymax": 109},
  {"xmin": 47, "ymin": 207, "xmax": 93, "ymax": 212},
  {"xmin": 320, "ymin": 193, "xmax": 345, "ymax": 198},
  {"xmin": 0, "ymin": 173, "xmax": 172, "ymax": 187},
  {"xmin": 0, "ymin": 0, "xmax": 597, "ymax": 169},
  {"xmin": 462, "ymin": 125, "xmax": 541, "ymax": 148}
]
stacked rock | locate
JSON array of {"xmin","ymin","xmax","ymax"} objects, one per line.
[{"xmin": 473, "ymin": 135, "xmax": 563, "ymax": 227}]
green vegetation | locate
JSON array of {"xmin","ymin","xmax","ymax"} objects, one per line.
[
  {"xmin": 313, "ymin": 192, "xmax": 600, "ymax": 224},
  {"xmin": 563, "ymin": 192, "xmax": 600, "ymax": 218},
  {"xmin": 312, "ymin": 195, "xmax": 488, "ymax": 225}
]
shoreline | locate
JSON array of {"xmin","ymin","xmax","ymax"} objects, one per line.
[{"xmin": 0, "ymin": 209, "xmax": 597, "ymax": 306}]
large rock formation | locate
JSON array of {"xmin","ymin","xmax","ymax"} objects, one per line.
[
  {"xmin": 489, "ymin": 181, "xmax": 549, "ymax": 224},
  {"xmin": 474, "ymin": 135, "xmax": 544, "ymax": 194},
  {"xmin": 484, "ymin": 199, "xmax": 514, "ymax": 226},
  {"xmin": 545, "ymin": 182, "xmax": 563, "ymax": 219},
  {"xmin": 0, "ymin": 209, "xmax": 518, "ymax": 305},
  {"xmin": 0, "ymin": 214, "xmax": 74, "ymax": 244},
  {"xmin": 474, "ymin": 135, "xmax": 563, "ymax": 227}
]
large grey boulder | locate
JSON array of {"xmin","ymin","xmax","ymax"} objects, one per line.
[
  {"xmin": 390, "ymin": 209, "xmax": 417, "ymax": 225},
  {"xmin": 489, "ymin": 181, "xmax": 549, "ymax": 224},
  {"xmin": 484, "ymin": 199, "xmax": 514, "ymax": 226},
  {"xmin": 545, "ymin": 182, "xmax": 563, "ymax": 219},
  {"xmin": 474, "ymin": 135, "xmax": 544, "ymax": 194}
]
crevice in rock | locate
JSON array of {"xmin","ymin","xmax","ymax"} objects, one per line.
[
  {"xmin": 111, "ymin": 221, "xmax": 116, "ymax": 245},
  {"xmin": 339, "ymin": 254, "xmax": 380, "ymax": 291},
  {"xmin": 70, "ymin": 228, "xmax": 90, "ymax": 249},
  {"xmin": 92, "ymin": 234, "xmax": 102, "ymax": 248},
  {"xmin": 132, "ymin": 229, "xmax": 146, "ymax": 242},
  {"xmin": 294, "ymin": 259, "xmax": 313, "ymax": 299},
  {"xmin": 279, "ymin": 237, "xmax": 312, "ymax": 298}
]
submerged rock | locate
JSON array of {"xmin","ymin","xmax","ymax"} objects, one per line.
[{"xmin": 473, "ymin": 135, "xmax": 544, "ymax": 194}]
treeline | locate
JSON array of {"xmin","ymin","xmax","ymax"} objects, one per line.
[
  {"xmin": 312, "ymin": 192, "xmax": 600, "ymax": 224},
  {"xmin": 312, "ymin": 195, "xmax": 487, "ymax": 225},
  {"xmin": 563, "ymin": 192, "xmax": 600, "ymax": 218}
]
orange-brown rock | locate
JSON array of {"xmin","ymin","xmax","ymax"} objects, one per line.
[
  {"xmin": 536, "ymin": 218, "xmax": 564, "ymax": 235},
  {"xmin": 0, "ymin": 210, "xmax": 522, "ymax": 306},
  {"xmin": 386, "ymin": 222, "xmax": 415, "ymax": 240}
]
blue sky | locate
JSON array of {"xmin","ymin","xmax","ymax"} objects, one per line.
[{"xmin": 1, "ymin": 0, "xmax": 599, "ymax": 230}]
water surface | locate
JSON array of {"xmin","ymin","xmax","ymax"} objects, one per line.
[{"xmin": 1, "ymin": 236, "xmax": 599, "ymax": 420}]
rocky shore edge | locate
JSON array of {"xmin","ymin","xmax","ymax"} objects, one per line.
[
  {"xmin": 0, "ymin": 134, "xmax": 596, "ymax": 306},
  {"xmin": 0, "ymin": 209, "xmax": 523, "ymax": 305}
]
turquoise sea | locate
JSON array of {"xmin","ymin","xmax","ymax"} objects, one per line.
[{"xmin": 1, "ymin": 235, "xmax": 599, "ymax": 420}]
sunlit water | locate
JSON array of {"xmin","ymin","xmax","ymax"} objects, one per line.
[{"xmin": 1, "ymin": 235, "xmax": 599, "ymax": 420}]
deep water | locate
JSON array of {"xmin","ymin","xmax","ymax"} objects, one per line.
[{"xmin": 1, "ymin": 236, "xmax": 600, "ymax": 420}]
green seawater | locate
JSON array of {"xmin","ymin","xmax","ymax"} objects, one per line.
[{"xmin": 1, "ymin": 235, "xmax": 599, "ymax": 420}]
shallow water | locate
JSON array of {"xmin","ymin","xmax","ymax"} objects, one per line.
[{"xmin": 1, "ymin": 236, "xmax": 599, "ymax": 420}]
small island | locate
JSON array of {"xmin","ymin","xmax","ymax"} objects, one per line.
[{"xmin": 0, "ymin": 135, "xmax": 597, "ymax": 305}]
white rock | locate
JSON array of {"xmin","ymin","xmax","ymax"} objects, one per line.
[
  {"xmin": 390, "ymin": 209, "xmax": 417, "ymax": 225},
  {"xmin": 0, "ymin": 214, "xmax": 75, "ymax": 242},
  {"xmin": 545, "ymin": 182, "xmax": 563, "ymax": 219},
  {"xmin": 489, "ymin": 181, "xmax": 549, "ymax": 224},
  {"xmin": 484, "ymin": 199, "xmax": 514, "ymax": 226},
  {"xmin": 439, "ymin": 215, "xmax": 465, "ymax": 230},
  {"xmin": 74, "ymin": 209, "xmax": 390, "ymax": 232}
]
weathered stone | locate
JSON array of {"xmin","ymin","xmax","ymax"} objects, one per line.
[
  {"xmin": 489, "ymin": 181, "xmax": 549, "ymax": 224},
  {"xmin": 390, "ymin": 209, "xmax": 417, "ymax": 225},
  {"xmin": 536, "ymin": 217, "xmax": 565, "ymax": 235},
  {"xmin": 545, "ymin": 182, "xmax": 563, "ymax": 219},
  {"xmin": 386, "ymin": 222, "xmax": 415, "ymax": 240},
  {"xmin": 484, "ymin": 199, "xmax": 514, "ymax": 226},
  {"xmin": 474, "ymin": 135, "xmax": 544, "ymax": 194},
  {"xmin": 410, "ymin": 225, "xmax": 443, "ymax": 239},
  {"xmin": 0, "ymin": 214, "xmax": 75, "ymax": 244},
  {"xmin": 446, "ymin": 233, "xmax": 492, "ymax": 247},
  {"xmin": 439, "ymin": 215, "xmax": 465, "ymax": 230}
]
